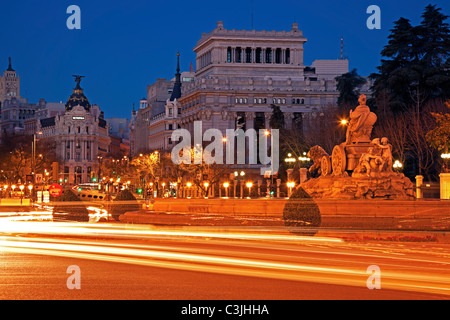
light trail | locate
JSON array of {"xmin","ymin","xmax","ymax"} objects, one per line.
[
  {"xmin": 1, "ymin": 230, "xmax": 450, "ymax": 297},
  {"xmin": 0, "ymin": 220, "xmax": 342, "ymax": 243}
]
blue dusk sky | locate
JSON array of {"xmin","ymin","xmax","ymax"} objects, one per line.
[{"xmin": 0, "ymin": 0, "xmax": 449, "ymax": 119}]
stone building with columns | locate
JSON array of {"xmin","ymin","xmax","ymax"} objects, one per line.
[
  {"xmin": 175, "ymin": 22, "xmax": 348, "ymax": 160},
  {"xmin": 37, "ymin": 76, "xmax": 110, "ymax": 185},
  {"xmin": 144, "ymin": 21, "xmax": 352, "ymax": 178}
]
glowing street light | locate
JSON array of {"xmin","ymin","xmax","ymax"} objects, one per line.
[
  {"xmin": 223, "ymin": 182, "xmax": 229, "ymax": 198},
  {"xmin": 285, "ymin": 153, "xmax": 296, "ymax": 164},
  {"xmin": 246, "ymin": 182, "xmax": 253, "ymax": 198},
  {"xmin": 287, "ymin": 181, "xmax": 295, "ymax": 197},
  {"xmin": 340, "ymin": 119, "xmax": 348, "ymax": 125},
  {"xmin": 393, "ymin": 160, "xmax": 403, "ymax": 172},
  {"xmin": 186, "ymin": 182, "xmax": 192, "ymax": 199}
]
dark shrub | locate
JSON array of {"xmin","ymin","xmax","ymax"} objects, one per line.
[
  {"xmin": 110, "ymin": 189, "xmax": 140, "ymax": 221},
  {"xmin": 52, "ymin": 189, "xmax": 89, "ymax": 222},
  {"xmin": 283, "ymin": 187, "xmax": 321, "ymax": 235}
]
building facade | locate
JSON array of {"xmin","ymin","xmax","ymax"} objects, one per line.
[
  {"xmin": 37, "ymin": 76, "xmax": 110, "ymax": 185},
  {"xmin": 152, "ymin": 22, "xmax": 351, "ymax": 160}
]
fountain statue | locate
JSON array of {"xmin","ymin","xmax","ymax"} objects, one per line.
[{"xmin": 302, "ymin": 95, "xmax": 414, "ymax": 200}]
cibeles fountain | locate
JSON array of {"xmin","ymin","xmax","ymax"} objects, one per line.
[{"xmin": 303, "ymin": 95, "xmax": 415, "ymax": 200}]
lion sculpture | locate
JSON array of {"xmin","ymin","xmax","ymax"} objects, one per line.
[{"xmin": 307, "ymin": 146, "xmax": 330, "ymax": 177}]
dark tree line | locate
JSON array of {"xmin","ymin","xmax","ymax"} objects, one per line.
[
  {"xmin": 370, "ymin": 4, "xmax": 450, "ymax": 114},
  {"xmin": 332, "ymin": 4, "xmax": 450, "ymax": 180}
]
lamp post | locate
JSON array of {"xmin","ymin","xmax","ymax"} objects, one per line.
[
  {"xmin": 246, "ymin": 182, "xmax": 253, "ymax": 199},
  {"xmin": 19, "ymin": 185, "xmax": 24, "ymax": 204},
  {"xmin": 287, "ymin": 182, "xmax": 295, "ymax": 197},
  {"xmin": 223, "ymin": 182, "xmax": 229, "ymax": 198},
  {"xmin": 28, "ymin": 184, "xmax": 33, "ymax": 201},
  {"xmin": 186, "ymin": 182, "xmax": 192, "ymax": 199},
  {"xmin": 203, "ymin": 182, "xmax": 209, "ymax": 198},
  {"xmin": 238, "ymin": 171, "xmax": 245, "ymax": 199},
  {"xmin": 32, "ymin": 132, "xmax": 43, "ymax": 179},
  {"xmin": 442, "ymin": 153, "xmax": 450, "ymax": 173}
]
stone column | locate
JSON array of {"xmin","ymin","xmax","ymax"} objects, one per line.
[
  {"xmin": 245, "ymin": 112, "xmax": 255, "ymax": 131},
  {"xmin": 299, "ymin": 168, "xmax": 308, "ymax": 184},
  {"xmin": 440, "ymin": 173, "xmax": 450, "ymax": 200},
  {"xmin": 416, "ymin": 175, "xmax": 423, "ymax": 200}
]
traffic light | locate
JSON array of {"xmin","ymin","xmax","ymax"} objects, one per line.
[
  {"xmin": 137, "ymin": 188, "xmax": 143, "ymax": 194},
  {"xmin": 52, "ymin": 162, "xmax": 59, "ymax": 182},
  {"xmin": 270, "ymin": 187, "xmax": 275, "ymax": 196}
]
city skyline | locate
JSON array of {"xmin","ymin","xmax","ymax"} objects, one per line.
[{"xmin": 1, "ymin": 0, "xmax": 449, "ymax": 118}]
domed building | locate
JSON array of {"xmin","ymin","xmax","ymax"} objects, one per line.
[{"xmin": 37, "ymin": 75, "xmax": 110, "ymax": 185}]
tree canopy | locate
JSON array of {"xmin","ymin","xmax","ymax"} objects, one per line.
[{"xmin": 370, "ymin": 5, "xmax": 450, "ymax": 113}]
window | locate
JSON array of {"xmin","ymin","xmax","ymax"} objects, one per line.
[
  {"xmin": 245, "ymin": 47, "xmax": 252, "ymax": 63},
  {"xmin": 285, "ymin": 48, "xmax": 290, "ymax": 64},
  {"xmin": 265, "ymin": 48, "xmax": 272, "ymax": 63},
  {"xmin": 227, "ymin": 47, "xmax": 232, "ymax": 63},
  {"xmin": 255, "ymin": 48, "xmax": 262, "ymax": 63},
  {"xmin": 86, "ymin": 126, "xmax": 89, "ymax": 134},
  {"xmin": 236, "ymin": 47, "xmax": 242, "ymax": 63},
  {"xmin": 168, "ymin": 124, "xmax": 173, "ymax": 130},
  {"xmin": 169, "ymin": 108, "xmax": 173, "ymax": 115},
  {"xmin": 275, "ymin": 48, "xmax": 282, "ymax": 64}
]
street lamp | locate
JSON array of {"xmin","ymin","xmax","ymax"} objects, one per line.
[
  {"xmin": 223, "ymin": 182, "xmax": 229, "ymax": 198},
  {"xmin": 285, "ymin": 153, "xmax": 296, "ymax": 164},
  {"xmin": 393, "ymin": 160, "xmax": 403, "ymax": 172},
  {"xmin": 19, "ymin": 185, "xmax": 24, "ymax": 203},
  {"xmin": 287, "ymin": 182, "xmax": 295, "ymax": 197},
  {"xmin": 442, "ymin": 153, "xmax": 450, "ymax": 173},
  {"xmin": 186, "ymin": 182, "xmax": 192, "ymax": 198},
  {"xmin": 203, "ymin": 182, "xmax": 209, "ymax": 198},
  {"xmin": 246, "ymin": 182, "xmax": 253, "ymax": 199},
  {"xmin": 32, "ymin": 131, "xmax": 43, "ymax": 176},
  {"xmin": 28, "ymin": 184, "xmax": 33, "ymax": 201}
]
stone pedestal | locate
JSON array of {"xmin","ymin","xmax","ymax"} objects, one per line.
[
  {"xmin": 440, "ymin": 173, "xmax": 450, "ymax": 200},
  {"xmin": 416, "ymin": 175, "xmax": 424, "ymax": 200},
  {"xmin": 299, "ymin": 168, "xmax": 308, "ymax": 183},
  {"xmin": 301, "ymin": 172, "xmax": 415, "ymax": 200}
]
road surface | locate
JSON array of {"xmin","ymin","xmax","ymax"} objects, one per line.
[{"xmin": 0, "ymin": 220, "xmax": 449, "ymax": 300}]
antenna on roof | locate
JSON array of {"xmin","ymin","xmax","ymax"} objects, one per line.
[
  {"xmin": 251, "ymin": 0, "xmax": 254, "ymax": 29},
  {"xmin": 340, "ymin": 36, "xmax": 344, "ymax": 60}
]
